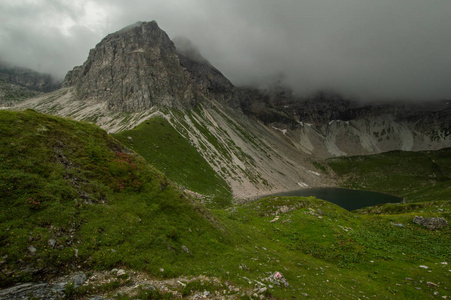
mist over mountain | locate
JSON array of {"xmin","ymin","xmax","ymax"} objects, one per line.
[{"xmin": 1, "ymin": 1, "xmax": 451, "ymax": 102}]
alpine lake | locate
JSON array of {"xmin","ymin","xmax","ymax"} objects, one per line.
[{"xmin": 272, "ymin": 187, "xmax": 402, "ymax": 211}]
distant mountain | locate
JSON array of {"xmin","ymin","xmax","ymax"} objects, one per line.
[
  {"xmin": 237, "ymin": 86, "xmax": 451, "ymax": 157},
  {"xmin": 0, "ymin": 61, "xmax": 61, "ymax": 106}
]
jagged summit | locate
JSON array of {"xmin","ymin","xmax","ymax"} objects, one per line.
[
  {"xmin": 63, "ymin": 21, "xmax": 193, "ymax": 111},
  {"xmin": 63, "ymin": 21, "xmax": 233, "ymax": 112}
]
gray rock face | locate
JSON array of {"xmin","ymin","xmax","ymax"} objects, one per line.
[
  {"xmin": 0, "ymin": 283, "xmax": 63, "ymax": 299},
  {"xmin": 63, "ymin": 21, "xmax": 233, "ymax": 112},
  {"xmin": 174, "ymin": 36, "xmax": 234, "ymax": 102},
  {"xmin": 71, "ymin": 272, "xmax": 87, "ymax": 288},
  {"xmin": 236, "ymin": 86, "xmax": 451, "ymax": 157},
  {"xmin": 413, "ymin": 216, "xmax": 448, "ymax": 230}
]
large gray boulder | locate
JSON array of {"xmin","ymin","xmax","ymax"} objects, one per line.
[{"xmin": 413, "ymin": 216, "xmax": 448, "ymax": 230}]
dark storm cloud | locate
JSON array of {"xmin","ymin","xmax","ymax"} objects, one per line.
[{"xmin": 1, "ymin": 0, "xmax": 450, "ymax": 101}]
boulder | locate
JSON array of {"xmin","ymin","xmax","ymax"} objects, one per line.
[{"xmin": 413, "ymin": 216, "xmax": 448, "ymax": 230}]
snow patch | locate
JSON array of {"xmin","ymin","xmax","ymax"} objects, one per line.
[
  {"xmin": 307, "ymin": 170, "xmax": 320, "ymax": 176},
  {"xmin": 272, "ymin": 126, "xmax": 287, "ymax": 136}
]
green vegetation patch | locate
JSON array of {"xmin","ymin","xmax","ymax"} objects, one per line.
[
  {"xmin": 327, "ymin": 149, "xmax": 451, "ymax": 202},
  {"xmin": 0, "ymin": 110, "xmax": 230, "ymax": 287},
  {"xmin": 114, "ymin": 116, "xmax": 232, "ymax": 207}
]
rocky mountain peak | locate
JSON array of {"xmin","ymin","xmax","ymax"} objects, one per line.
[
  {"xmin": 63, "ymin": 21, "xmax": 196, "ymax": 111},
  {"xmin": 63, "ymin": 21, "xmax": 233, "ymax": 112}
]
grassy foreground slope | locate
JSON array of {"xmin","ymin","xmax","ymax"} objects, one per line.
[
  {"xmin": 114, "ymin": 116, "xmax": 232, "ymax": 208},
  {"xmin": 0, "ymin": 110, "xmax": 230, "ymax": 286},
  {"xmin": 0, "ymin": 110, "xmax": 450, "ymax": 299},
  {"xmin": 215, "ymin": 196, "xmax": 450, "ymax": 299},
  {"xmin": 327, "ymin": 149, "xmax": 451, "ymax": 203}
]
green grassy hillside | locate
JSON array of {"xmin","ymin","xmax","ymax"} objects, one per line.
[
  {"xmin": 327, "ymin": 149, "xmax": 451, "ymax": 202},
  {"xmin": 0, "ymin": 110, "xmax": 450, "ymax": 299},
  {"xmin": 0, "ymin": 110, "xmax": 231, "ymax": 287},
  {"xmin": 114, "ymin": 116, "xmax": 232, "ymax": 208}
]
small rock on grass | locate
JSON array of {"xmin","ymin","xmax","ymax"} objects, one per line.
[
  {"xmin": 28, "ymin": 245, "xmax": 37, "ymax": 255},
  {"xmin": 419, "ymin": 265, "xmax": 429, "ymax": 269},
  {"xmin": 71, "ymin": 272, "xmax": 86, "ymax": 288},
  {"xmin": 265, "ymin": 271, "xmax": 289, "ymax": 287}
]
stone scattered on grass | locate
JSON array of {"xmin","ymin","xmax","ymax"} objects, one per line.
[
  {"xmin": 71, "ymin": 272, "xmax": 86, "ymax": 288},
  {"xmin": 48, "ymin": 239, "xmax": 57, "ymax": 248},
  {"xmin": 413, "ymin": 216, "xmax": 448, "ymax": 230},
  {"xmin": 270, "ymin": 216, "xmax": 279, "ymax": 223},
  {"xmin": 265, "ymin": 271, "xmax": 289, "ymax": 287},
  {"xmin": 27, "ymin": 245, "xmax": 37, "ymax": 255},
  {"xmin": 419, "ymin": 265, "xmax": 429, "ymax": 269}
]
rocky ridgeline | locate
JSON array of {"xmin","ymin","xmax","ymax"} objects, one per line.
[
  {"xmin": 63, "ymin": 21, "xmax": 233, "ymax": 112},
  {"xmin": 237, "ymin": 86, "xmax": 451, "ymax": 157},
  {"xmin": 0, "ymin": 62, "xmax": 60, "ymax": 93},
  {"xmin": 0, "ymin": 62, "xmax": 61, "ymax": 106}
]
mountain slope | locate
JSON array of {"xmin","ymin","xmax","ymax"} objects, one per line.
[
  {"xmin": 113, "ymin": 116, "xmax": 233, "ymax": 207},
  {"xmin": 239, "ymin": 88, "xmax": 451, "ymax": 158}
]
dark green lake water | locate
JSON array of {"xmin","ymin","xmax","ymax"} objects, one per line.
[{"xmin": 273, "ymin": 187, "xmax": 402, "ymax": 211}]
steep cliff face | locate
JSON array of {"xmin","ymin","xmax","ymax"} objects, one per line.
[
  {"xmin": 237, "ymin": 87, "xmax": 451, "ymax": 157},
  {"xmin": 63, "ymin": 21, "xmax": 225, "ymax": 111},
  {"xmin": 173, "ymin": 36, "xmax": 234, "ymax": 104}
]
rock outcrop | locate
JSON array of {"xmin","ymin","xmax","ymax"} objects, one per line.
[
  {"xmin": 236, "ymin": 87, "xmax": 451, "ymax": 157},
  {"xmin": 413, "ymin": 216, "xmax": 448, "ymax": 230},
  {"xmin": 63, "ymin": 21, "xmax": 233, "ymax": 112}
]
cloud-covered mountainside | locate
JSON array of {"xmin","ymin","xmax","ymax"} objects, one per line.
[{"xmin": 0, "ymin": 61, "xmax": 60, "ymax": 106}]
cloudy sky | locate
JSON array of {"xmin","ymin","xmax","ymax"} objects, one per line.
[{"xmin": 1, "ymin": 0, "xmax": 451, "ymax": 101}]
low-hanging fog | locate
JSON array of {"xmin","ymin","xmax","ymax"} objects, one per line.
[{"xmin": 1, "ymin": 0, "xmax": 451, "ymax": 101}]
